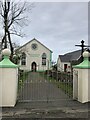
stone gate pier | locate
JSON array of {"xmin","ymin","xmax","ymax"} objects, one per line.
[
  {"xmin": 73, "ymin": 50, "xmax": 90, "ymax": 103},
  {"xmin": 0, "ymin": 49, "xmax": 18, "ymax": 107}
]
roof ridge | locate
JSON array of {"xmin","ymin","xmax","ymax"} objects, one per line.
[
  {"xmin": 59, "ymin": 49, "xmax": 81, "ymax": 62},
  {"xmin": 16, "ymin": 38, "xmax": 53, "ymax": 53},
  {"xmin": 64, "ymin": 49, "xmax": 81, "ymax": 55},
  {"xmin": 59, "ymin": 49, "xmax": 81, "ymax": 56}
]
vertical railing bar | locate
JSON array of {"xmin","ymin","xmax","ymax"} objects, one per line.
[
  {"xmin": 38, "ymin": 71, "xmax": 39, "ymax": 101},
  {"xmin": 67, "ymin": 72, "xmax": 69, "ymax": 96},
  {"xmin": 46, "ymin": 70, "xmax": 49, "ymax": 103},
  {"xmin": 18, "ymin": 70, "xmax": 20, "ymax": 100},
  {"xmin": 31, "ymin": 73, "xmax": 32, "ymax": 101},
  {"xmin": 68, "ymin": 72, "xmax": 69, "ymax": 98},
  {"xmin": 27, "ymin": 71, "xmax": 28, "ymax": 100},
  {"xmin": 66, "ymin": 72, "xmax": 68, "ymax": 96},
  {"xmin": 22, "ymin": 70, "xmax": 23, "ymax": 101}
]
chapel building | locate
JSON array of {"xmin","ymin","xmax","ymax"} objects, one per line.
[{"xmin": 16, "ymin": 38, "xmax": 53, "ymax": 72}]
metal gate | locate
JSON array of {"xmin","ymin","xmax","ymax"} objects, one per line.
[{"xmin": 18, "ymin": 70, "xmax": 73, "ymax": 103}]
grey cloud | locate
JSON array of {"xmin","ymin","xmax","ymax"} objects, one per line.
[{"xmin": 1, "ymin": 2, "xmax": 88, "ymax": 61}]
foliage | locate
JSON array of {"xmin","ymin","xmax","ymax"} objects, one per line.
[
  {"xmin": 0, "ymin": 0, "xmax": 34, "ymax": 57},
  {"xmin": 18, "ymin": 70, "xmax": 29, "ymax": 90},
  {"xmin": 12, "ymin": 54, "xmax": 20, "ymax": 64},
  {"xmin": 52, "ymin": 64, "xmax": 57, "ymax": 71}
]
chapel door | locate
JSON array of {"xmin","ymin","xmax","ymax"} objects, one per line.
[
  {"xmin": 31, "ymin": 62, "xmax": 37, "ymax": 72},
  {"xmin": 64, "ymin": 64, "xmax": 67, "ymax": 72}
]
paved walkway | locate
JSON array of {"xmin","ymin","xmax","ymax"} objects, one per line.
[
  {"xmin": 18, "ymin": 72, "xmax": 70, "ymax": 102},
  {"xmin": 2, "ymin": 72, "xmax": 90, "ymax": 119},
  {"xmin": 2, "ymin": 102, "xmax": 90, "ymax": 119}
]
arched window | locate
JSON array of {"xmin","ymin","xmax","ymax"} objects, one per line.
[
  {"xmin": 42, "ymin": 53, "xmax": 46, "ymax": 65},
  {"xmin": 21, "ymin": 52, "xmax": 26, "ymax": 65}
]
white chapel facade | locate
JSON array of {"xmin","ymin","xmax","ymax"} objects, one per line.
[{"xmin": 16, "ymin": 38, "xmax": 53, "ymax": 72}]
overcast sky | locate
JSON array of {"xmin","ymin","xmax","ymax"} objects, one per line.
[{"xmin": 1, "ymin": 2, "xmax": 88, "ymax": 61}]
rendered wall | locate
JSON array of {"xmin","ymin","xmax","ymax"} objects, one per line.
[
  {"xmin": 18, "ymin": 39, "xmax": 52, "ymax": 71},
  {"xmin": 0, "ymin": 68, "xmax": 18, "ymax": 107},
  {"xmin": 88, "ymin": 69, "xmax": 90, "ymax": 101},
  {"xmin": 78, "ymin": 69, "xmax": 89, "ymax": 103}
]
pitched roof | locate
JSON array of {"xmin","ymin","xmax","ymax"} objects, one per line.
[
  {"xmin": 59, "ymin": 50, "xmax": 81, "ymax": 62},
  {"xmin": 59, "ymin": 55, "xmax": 71, "ymax": 62},
  {"xmin": 16, "ymin": 38, "xmax": 53, "ymax": 53}
]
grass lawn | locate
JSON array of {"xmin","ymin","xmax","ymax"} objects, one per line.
[{"xmin": 56, "ymin": 82, "xmax": 73, "ymax": 97}]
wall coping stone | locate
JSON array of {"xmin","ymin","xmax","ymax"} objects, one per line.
[{"xmin": 0, "ymin": 49, "xmax": 18, "ymax": 68}]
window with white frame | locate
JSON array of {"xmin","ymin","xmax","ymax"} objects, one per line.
[
  {"xmin": 21, "ymin": 52, "xmax": 26, "ymax": 65},
  {"xmin": 42, "ymin": 53, "xmax": 47, "ymax": 65}
]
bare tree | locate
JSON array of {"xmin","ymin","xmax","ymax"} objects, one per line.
[{"xmin": 0, "ymin": 0, "xmax": 33, "ymax": 58}]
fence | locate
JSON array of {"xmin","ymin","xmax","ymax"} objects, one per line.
[
  {"xmin": 45, "ymin": 70, "xmax": 73, "ymax": 98},
  {"xmin": 18, "ymin": 70, "xmax": 73, "ymax": 102}
]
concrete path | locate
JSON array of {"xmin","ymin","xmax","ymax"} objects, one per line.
[{"xmin": 2, "ymin": 102, "xmax": 90, "ymax": 119}]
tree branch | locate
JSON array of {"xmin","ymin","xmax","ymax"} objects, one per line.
[
  {"xmin": 10, "ymin": 32, "xmax": 24, "ymax": 37},
  {"xmin": 0, "ymin": 0, "xmax": 33, "ymax": 57}
]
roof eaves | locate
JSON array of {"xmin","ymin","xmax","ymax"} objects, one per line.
[{"xmin": 16, "ymin": 38, "xmax": 53, "ymax": 53}]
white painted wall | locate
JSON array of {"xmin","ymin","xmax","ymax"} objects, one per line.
[
  {"xmin": 73, "ymin": 68, "xmax": 90, "ymax": 103},
  {"xmin": 0, "ymin": 68, "xmax": 2, "ymax": 107},
  {"xmin": 62, "ymin": 62, "xmax": 71, "ymax": 72},
  {"xmin": 88, "ymin": 69, "xmax": 90, "ymax": 101},
  {"xmin": 0, "ymin": 68, "xmax": 18, "ymax": 107},
  {"xmin": 78, "ymin": 69, "xmax": 89, "ymax": 103},
  {"xmin": 57, "ymin": 57, "xmax": 71, "ymax": 72},
  {"xmin": 18, "ymin": 40, "xmax": 52, "ymax": 71},
  {"xmin": 57, "ymin": 57, "xmax": 62, "ymax": 71}
]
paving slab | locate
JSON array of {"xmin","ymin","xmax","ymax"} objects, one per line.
[{"xmin": 2, "ymin": 102, "xmax": 90, "ymax": 119}]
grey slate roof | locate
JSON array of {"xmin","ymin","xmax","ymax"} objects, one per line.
[{"xmin": 59, "ymin": 50, "xmax": 81, "ymax": 62}]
